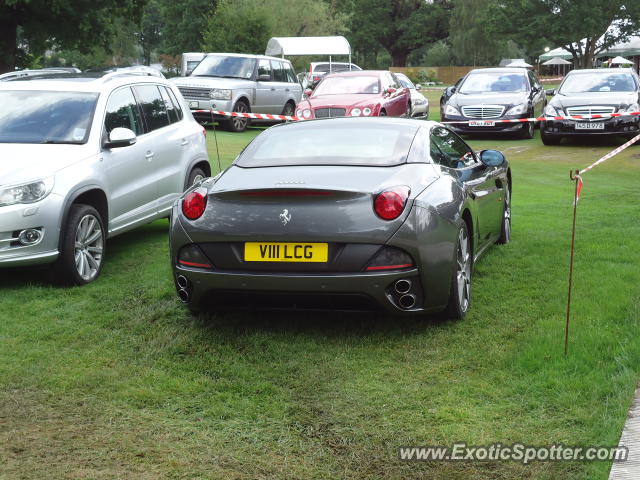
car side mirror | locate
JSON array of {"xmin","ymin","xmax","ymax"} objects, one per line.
[
  {"xmin": 258, "ymin": 74, "xmax": 271, "ymax": 82},
  {"xmin": 479, "ymin": 149, "xmax": 506, "ymax": 167},
  {"xmin": 104, "ymin": 127, "xmax": 137, "ymax": 149},
  {"xmin": 546, "ymin": 89, "xmax": 556, "ymax": 96},
  {"xmin": 386, "ymin": 87, "xmax": 396, "ymax": 95},
  {"xmin": 304, "ymin": 88, "xmax": 313, "ymax": 97},
  {"xmin": 415, "ymin": 84, "xmax": 422, "ymax": 90}
]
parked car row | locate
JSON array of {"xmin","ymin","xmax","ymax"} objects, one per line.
[
  {"xmin": 172, "ymin": 53, "xmax": 429, "ymax": 131},
  {"xmin": 439, "ymin": 67, "xmax": 640, "ymax": 143}
]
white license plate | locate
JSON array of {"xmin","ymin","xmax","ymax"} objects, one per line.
[
  {"xmin": 575, "ymin": 122, "xmax": 605, "ymax": 130},
  {"xmin": 469, "ymin": 120, "xmax": 495, "ymax": 126},
  {"xmin": 189, "ymin": 101, "xmax": 199, "ymax": 109}
]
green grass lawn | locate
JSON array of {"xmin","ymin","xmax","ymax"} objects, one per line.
[{"xmin": 1, "ymin": 105, "xmax": 640, "ymax": 479}]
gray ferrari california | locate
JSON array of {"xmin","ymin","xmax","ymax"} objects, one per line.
[{"xmin": 169, "ymin": 117, "xmax": 511, "ymax": 319}]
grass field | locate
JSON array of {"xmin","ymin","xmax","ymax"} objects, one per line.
[{"xmin": 1, "ymin": 91, "xmax": 640, "ymax": 479}]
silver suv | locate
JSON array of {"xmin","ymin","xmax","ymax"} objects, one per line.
[
  {"xmin": 172, "ymin": 53, "xmax": 302, "ymax": 132},
  {"xmin": 0, "ymin": 70, "xmax": 210, "ymax": 285}
]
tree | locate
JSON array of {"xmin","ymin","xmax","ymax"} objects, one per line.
[
  {"xmin": 137, "ymin": 0, "xmax": 163, "ymax": 65},
  {"xmin": 488, "ymin": 0, "xmax": 640, "ymax": 69},
  {"xmin": 343, "ymin": 0, "xmax": 452, "ymax": 67},
  {"xmin": 158, "ymin": 0, "xmax": 217, "ymax": 55},
  {"xmin": 203, "ymin": 0, "xmax": 270, "ymax": 54},
  {"xmin": 0, "ymin": 0, "xmax": 144, "ymax": 74},
  {"xmin": 449, "ymin": 0, "xmax": 504, "ymax": 65}
]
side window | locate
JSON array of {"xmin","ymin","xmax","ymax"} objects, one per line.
[
  {"xmin": 430, "ymin": 126, "xmax": 476, "ymax": 168},
  {"xmin": 389, "ymin": 73, "xmax": 401, "ymax": 89},
  {"xmin": 285, "ymin": 63, "xmax": 297, "ymax": 83},
  {"xmin": 258, "ymin": 59, "xmax": 272, "ymax": 79},
  {"xmin": 530, "ymin": 71, "xmax": 541, "ymax": 90},
  {"xmin": 166, "ymin": 87, "xmax": 184, "ymax": 121},
  {"xmin": 133, "ymin": 84, "xmax": 170, "ymax": 132},
  {"xmin": 104, "ymin": 87, "xmax": 144, "ymax": 136},
  {"xmin": 159, "ymin": 86, "xmax": 179, "ymax": 124},
  {"xmin": 406, "ymin": 127, "xmax": 431, "ymax": 163},
  {"xmin": 271, "ymin": 61, "xmax": 287, "ymax": 82}
]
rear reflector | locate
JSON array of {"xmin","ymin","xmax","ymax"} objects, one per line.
[
  {"xmin": 365, "ymin": 246, "xmax": 414, "ymax": 271},
  {"xmin": 178, "ymin": 244, "xmax": 213, "ymax": 269},
  {"xmin": 366, "ymin": 264, "xmax": 413, "ymax": 271},
  {"xmin": 179, "ymin": 260, "xmax": 212, "ymax": 268}
]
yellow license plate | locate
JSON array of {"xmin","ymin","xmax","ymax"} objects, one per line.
[{"xmin": 244, "ymin": 242, "xmax": 328, "ymax": 262}]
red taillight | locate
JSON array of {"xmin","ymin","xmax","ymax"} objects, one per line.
[
  {"xmin": 374, "ymin": 186, "xmax": 410, "ymax": 220},
  {"xmin": 182, "ymin": 188, "xmax": 207, "ymax": 220}
]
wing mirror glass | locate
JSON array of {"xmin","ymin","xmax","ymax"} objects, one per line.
[
  {"xmin": 479, "ymin": 149, "xmax": 506, "ymax": 167},
  {"xmin": 258, "ymin": 74, "xmax": 271, "ymax": 82},
  {"xmin": 105, "ymin": 127, "xmax": 137, "ymax": 149}
]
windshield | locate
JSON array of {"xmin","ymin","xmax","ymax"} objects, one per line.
[
  {"xmin": 191, "ymin": 55, "xmax": 256, "ymax": 79},
  {"xmin": 559, "ymin": 72, "xmax": 637, "ymax": 93},
  {"xmin": 459, "ymin": 72, "xmax": 528, "ymax": 93},
  {"xmin": 313, "ymin": 76, "xmax": 380, "ymax": 95},
  {"xmin": 396, "ymin": 75, "xmax": 415, "ymax": 89},
  {"xmin": 0, "ymin": 90, "xmax": 98, "ymax": 144},
  {"xmin": 237, "ymin": 123, "xmax": 417, "ymax": 167},
  {"xmin": 314, "ymin": 63, "xmax": 361, "ymax": 73}
]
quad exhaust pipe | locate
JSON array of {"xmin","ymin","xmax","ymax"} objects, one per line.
[
  {"xmin": 177, "ymin": 275, "xmax": 190, "ymax": 302},
  {"xmin": 394, "ymin": 279, "xmax": 412, "ymax": 295},
  {"xmin": 398, "ymin": 293, "xmax": 416, "ymax": 309}
]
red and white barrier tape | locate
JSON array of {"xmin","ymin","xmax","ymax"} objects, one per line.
[
  {"xmin": 578, "ymin": 132, "xmax": 640, "ymax": 175},
  {"xmin": 194, "ymin": 109, "xmax": 300, "ymax": 121},
  {"xmin": 193, "ymin": 108, "xmax": 640, "ymax": 125}
]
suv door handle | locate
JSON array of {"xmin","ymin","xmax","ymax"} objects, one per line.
[{"xmin": 145, "ymin": 151, "xmax": 154, "ymax": 161}]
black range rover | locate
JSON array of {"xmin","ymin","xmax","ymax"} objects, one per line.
[
  {"xmin": 440, "ymin": 67, "xmax": 546, "ymax": 139},
  {"xmin": 541, "ymin": 68, "xmax": 640, "ymax": 145}
]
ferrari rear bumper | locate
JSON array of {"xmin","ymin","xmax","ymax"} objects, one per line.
[{"xmin": 173, "ymin": 265, "xmax": 439, "ymax": 314}]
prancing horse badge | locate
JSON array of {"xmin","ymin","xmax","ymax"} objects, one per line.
[{"xmin": 279, "ymin": 209, "xmax": 291, "ymax": 226}]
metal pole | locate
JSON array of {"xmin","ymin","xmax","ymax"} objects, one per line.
[{"xmin": 565, "ymin": 169, "xmax": 580, "ymax": 355}]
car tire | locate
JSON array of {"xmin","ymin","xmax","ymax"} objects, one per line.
[
  {"xmin": 541, "ymin": 128, "xmax": 561, "ymax": 145},
  {"xmin": 497, "ymin": 184, "xmax": 511, "ymax": 245},
  {"xmin": 519, "ymin": 117, "xmax": 534, "ymax": 139},
  {"xmin": 185, "ymin": 166, "xmax": 207, "ymax": 190},
  {"xmin": 445, "ymin": 221, "xmax": 472, "ymax": 320},
  {"xmin": 281, "ymin": 101, "xmax": 295, "ymax": 118},
  {"xmin": 379, "ymin": 109, "xmax": 387, "ymax": 116},
  {"xmin": 224, "ymin": 100, "xmax": 249, "ymax": 133},
  {"xmin": 52, "ymin": 204, "xmax": 106, "ymax": 286}
]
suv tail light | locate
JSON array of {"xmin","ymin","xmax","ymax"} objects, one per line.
[
  {"xmin": 374, "ymin": 186, "xmax": 410, "ymax": 220},
  {"xmin": 182, "ymin": 187, "xmax": 207, "ymax": 220}
]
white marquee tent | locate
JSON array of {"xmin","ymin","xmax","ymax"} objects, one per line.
[{"xmin": 265, "ymin": 36, "xmax": 352, "ymax": 64}]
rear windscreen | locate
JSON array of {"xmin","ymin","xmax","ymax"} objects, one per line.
[{"xmin": 236, "ymin": 122, "xmax": 418, "ymax": 167}]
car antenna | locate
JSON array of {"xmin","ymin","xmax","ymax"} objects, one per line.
[{"xmin": 210, "ymin": 109, "xmax": 222, "ymax": 173}]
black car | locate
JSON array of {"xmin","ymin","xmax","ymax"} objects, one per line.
[
  {"xmin": 540, "ymin": 68, "xmax": 640, "ymax": 145},
  {"xmin": 440, "ymin": 67, "xmax": 546, "ymax": 139}
]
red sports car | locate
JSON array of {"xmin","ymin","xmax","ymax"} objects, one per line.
[{"xmin": 295, "ymin": 70, "xmax": 411, "ymax": 119}]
